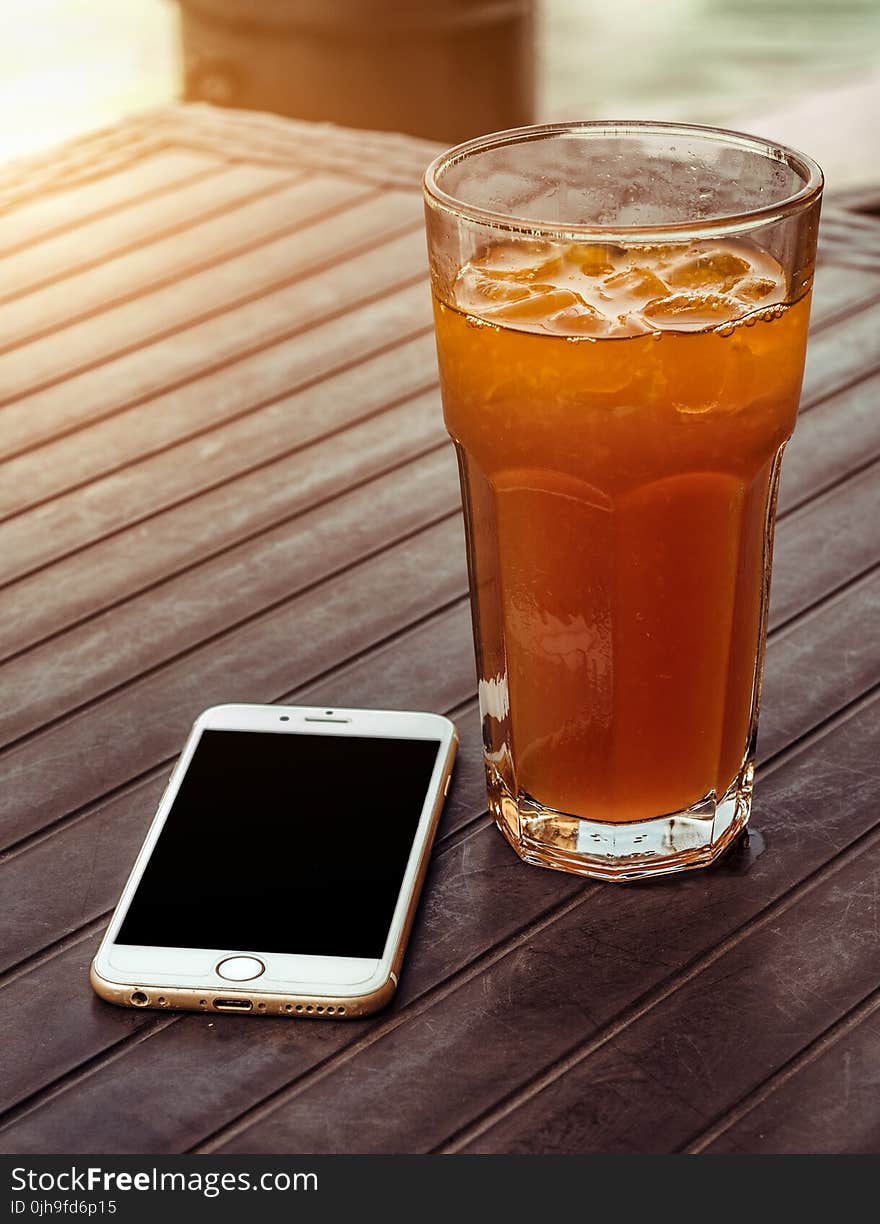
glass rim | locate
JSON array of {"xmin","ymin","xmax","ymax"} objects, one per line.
[{"xmin": 423, "ymin": 120, "xmax": 824, "ymax": 243}]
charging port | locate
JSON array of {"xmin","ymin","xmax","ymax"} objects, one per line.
[{"xmin": 213, "ymin": 998, "xmax": 253, "ymax": 1011}]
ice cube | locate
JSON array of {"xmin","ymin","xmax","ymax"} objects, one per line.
[
  {"xmin": 733, "ymin": 276, "xmax": 779, "ymax": 303},
  {"xmin": 542, "ymin": 300, "xmax": 612, "ymax": 337},
  {"xmin": 641, "ymin": 291, "xmax": 738, "ymax": 329},
  {"xmin": 603, "ymin": 266, "xmax": 670, "ymax": 302},
  {"xmin": 455, "ymin": 270, "xmax": 534, "ymax": 311},
  {"xmin": 567, "ymin": 243, "xmax": 625, "ymax": 276},
  {"xmin": 666, "ymin": 249, "xmax": 752, "ymax": 292},
  {"xmin": 473, "ymin": 240, "xmax": 563, "ymax": 281},
  {"xmin": 484, "ymin": 287, "xmax": 587, "ymax": 326}
]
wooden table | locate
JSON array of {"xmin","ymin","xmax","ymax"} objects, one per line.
[{"xmin": 1, "ymin": 106, "xmax": 879, "ymax": 1156}]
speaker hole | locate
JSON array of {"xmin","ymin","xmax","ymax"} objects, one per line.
[
  {"xmin": 295, "ymin": 1005, "xmax": 304, "ymax": 1013},
  {"xmin": 306, "ymin": 1005, "xmax": 314, "ymax": 1013},
  {"xmin": 326, "ymin": 1006, "xmax": 335, "ymax": 1014},
  {"xmin": 338, "ymin": 1006, "xmax": 346, "ymax": 1015}
]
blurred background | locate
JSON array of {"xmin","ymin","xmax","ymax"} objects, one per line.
[{"xmin": 1, "ymin": 0, "xmax": 878, "ymax": 190}]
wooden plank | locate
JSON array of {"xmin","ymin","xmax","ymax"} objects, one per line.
[
  {"xmin": 0, "ymin": 343, "xmax": 874, "ymax": 823},
  {"xmin": 826, "ymin": 187, "xmax": 880, "ymax": 214},
  {"xmin": 1, "ymin": 314, "xmax": 874, "ymax": 668},
  {"xmin": 1, "ymin": 412, "xmax": 876, "ymax": 853},
  {"xmin": 0, "ymin": 931, "xmax": 169, "ymax": 1119},
  {"xmin": 1, "ymin": 544, "xmax": 876, "ymax": 1125},
  {"xmin": 699, "ymin": 992, "xmax": 880, "ymax": 1154},
  {"xmin": 0, "ymin": 275, "xmax": 871, "ymax": 610},
  {"xmin": 0, "ymin": 233, "xmax": 430, "ymax": 464},
  {"xmin": 457, "ymin": 832, "xmax": 880, "ymax": 1154},
  {"xmin": 0, "ymin": 251, "xmax": 868, "ymax": 480},
  {"xmin": 0, "ymin": 188, "xmax": 421, "ymax": 411},
  {"xmin": 0, "ymin": 634, "xmax": 479, "ymax": 1113},
  {"xmin": 808, "ymin": 262, "xmax": 880, "ymax": 328},
  {"xmin": 758, "ymin": 566, "xmax": 880, "ymax": 758},
  {"xmin": 222, "ymin": 697, "xmax": 880, "ymax": 1157},
  {"xmin": 820, "ymin": 210, "xmax": 880, "ymax": 250},
  {"xmin": 0, "ymin": 199, "xmax": 870, "ymax": 359},
  {"xmin": 0, "ymin": 187, "xmax": 420, "ymax": 518},
  {"xmin": 800, "ymin": 299, "xmax": 880, "ymax": 404},
  {"xmin": 0, "ymin": 331, "xmax": 438, "ymax": 661},
  {"xmin": 0, "ymin": 512, "xmax": 467, "ymax": 850},
  {"xmin": 778, "ymin": 371, "xmax": 880, "ymax": 515},
  {"xmin": 0, "ymin": 116, "xmax": 169, "ymax": 212},
  {"xmin": 0, "ymin": 174, "xmax": 372, "ymax": 355},
  {"xmin": 1, "ymin": 371, "xmax": 877, "ymax": 751},
  {"xmin": 0, "ymin": 415, "xmax": 454, "ymax": 747},
  {"xmin": 1, "ymin": 521, "xmax": 876, "ymax": 1130},
  {"xmin": 817, "ymin": 223, "xmax": 880, "ymax": 272},
  {"xmin": 769, "ymin": 462, "xmax": 880, "ymax": 627},
  {"xmin": 821, "ymin": 206, "xmax": 880, "ymax": 236},
  {"xmin": 0, "ymin": 115, "xmax": 874, "ymax": 1153},
  {"xmin": 0, "ymin": 264, "xmax": 432, "ymax": 579},
  {"xmin": 0, "ymin": 163, "xmax": 296, "ymax": 308},
  {"xmin": 5, "ymin": 550, "xmax": 876, "ymax": 986},
  {"xmin": 159, "ymin": 103, "xmax": 441, "ymax": 188},
  {"xmin": 2, "ymin": 681, "xmax": 876, "ymax": 1154},
  {"xmin": 0, "ymin": 151, "xmax": 222, "ymax": 255},
  {"xmin": 0, "ymin": 606, "xmax": 477, "ymax": 978},
  {"xmin": 814, "ymin": 247, "xmax": 880, "ymax": 276}
]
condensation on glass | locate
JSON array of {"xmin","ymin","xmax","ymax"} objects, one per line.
[{"xmin": 425, "ymin": 122, "xmax": 822, "ymax": 881}]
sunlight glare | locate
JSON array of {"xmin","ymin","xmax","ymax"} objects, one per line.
[{"xmin": 0, "ymin": 0, "xmax": 178, "ymax": 162}]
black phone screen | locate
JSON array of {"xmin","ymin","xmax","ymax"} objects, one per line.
[{"xmin": 116, "ymin": 728, "xmax": 442, "ymax": 959}]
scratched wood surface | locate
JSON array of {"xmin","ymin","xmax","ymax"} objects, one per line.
[{"xmin": 1, "ymin": 105, "xmax": 878, "ymax": 1156}]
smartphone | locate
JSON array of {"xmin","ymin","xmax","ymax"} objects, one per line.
[{"xmin": 91, "ymin": 704, "xmax": 457, "ymax": 1019}]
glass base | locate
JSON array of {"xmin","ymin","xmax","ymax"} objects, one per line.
[{"xmin": 487, "ymin": 760, "xmax": 753, "ymax": 882}]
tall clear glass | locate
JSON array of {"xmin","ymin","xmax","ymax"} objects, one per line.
[{"xmin": 424, "ymin": 122, "xmax": 822, "ymax": 881}]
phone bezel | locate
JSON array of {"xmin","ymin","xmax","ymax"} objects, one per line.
[{"xmin": 92, "ymin": 704, "xmax": 457, "ymax": 1000}]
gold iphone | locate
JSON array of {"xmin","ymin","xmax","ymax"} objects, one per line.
[{"xmin": 91, "ymin": 703, "xmax": 458, "ymax": 1019}]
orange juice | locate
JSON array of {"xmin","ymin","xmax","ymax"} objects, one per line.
[{"xmin": 434, "ymin": 239, "xmax": 810, "ymax": 825}]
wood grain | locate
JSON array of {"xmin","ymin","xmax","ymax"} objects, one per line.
[
  {"xmin": 0, "ymin": 430, "xmax": 455, "ymax": 748},
  {"xmin": 0, "ymin": 174, "xmax": 374, "ymax": 356},
  {"xmin": 0, "ymin": 151, "xmax": 222, "ymax": 255},
  {"xmin": 1, "ymin": 539, "xmax": 875, "ymax": 1139},
  {"xmin": 0, "ymin": 231, "xmax": 430, "ymax": 463},
  {"xmin": 0, "ymin": 333, "xmax": 439, "ymax": 659},
  {"xmin": 698, "ymin": 990, "xmax": 880, "ymax": 1154},
  {"xmin": 0, "ymin": 163, "xmax": 294, "ymax": 309},
  {"xmin": 1, "ymin": 113, "xmax": 879, "ymax": 1156},
  {"xmin": 0, "ymin": 402, "xmax": 875, "ymax": 854},
  {"xmin": 0, "ymin": 188, "xmax": 420, "ymax": 409},
  {"xmin": 3, "ymin": 685, "xmax": 876, "ymax": 1154}
]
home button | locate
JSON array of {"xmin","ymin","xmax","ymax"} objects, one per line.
[{"xmin": 216, "ymin": 956, "xmax": 265, "ymax": 981}]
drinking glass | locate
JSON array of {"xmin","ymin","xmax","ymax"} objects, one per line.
[{"xmin": 424, "ymin": 122, "xmax": 822, "ymax": 880}]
